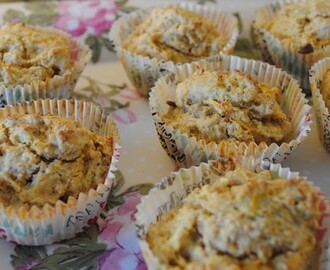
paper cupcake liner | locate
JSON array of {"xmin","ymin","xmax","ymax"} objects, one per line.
[
  {"xmin": 310, "ymin": 57, "xmax": 330, "ymax": 153},
  {"xmin": 253, "ymin": 0, "xmax": 330, "ymax": 94},
  {"xmin": 149, "ymin": 54, "xmax": 312, "ymax": 168},
  {"xmin": 0, "ymin": 98, "xmax": 120, "ymax": 245},
  {"xmin": 135, "ymin": 157, "xmax": 330, "ymax": 270},
  {"xmin": 0, "ymin": 26, "xmax": 92, "ymax": 107},
  {"xmin": 109, "ymin": 3, "xmax": 239, "ymax": 96}
]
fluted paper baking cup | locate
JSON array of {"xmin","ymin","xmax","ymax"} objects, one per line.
[
  {"xmin": 135, "ymin": 157, "xmax": 330, "ymax": 270},
  {"xmin": 253, "ymin": 0, "xmax": 330, "ymax": 94},
  {"xmin": 0, "ymin": 26, "xmax": 91, "ymax": 107},
  {"xmin": 0, "ymin": 99, "xmax": 120, "ymax": 245},
  {"xmin": 310, "ymin": 57, "xmax": 330, "ymax": 153},
  {"xmin": 149, "ymin": 54, "xmax": 312, "ymax": 168},
  {"xmin": 109, "ymin": 3, "xmax": 238, "ymax": 96}
]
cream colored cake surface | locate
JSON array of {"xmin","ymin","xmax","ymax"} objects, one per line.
[
  {"xmin": 147, "ymin": 168, "xmax": 322, "ymax": 270},
  {"xmin": 122, "ymin": 6, "xmax": 228, "ymax": 63},
  {"xmin": 263, "ymin": 0, "xmax": 330, "ymax": 53},
  {"xmin": 0, "ymin": 22, "xmax": 75, "ymax": 87},
  {"xmin": 320, "ymin": 69, "xmax": 330, "ymax": 110},
  {"xmin": 163, "ymin": 70, "xmax": 292, "ymax": 145},
  {"xmin": 0, "ymin": 114, "xmax": 113, "ymax": 208}
]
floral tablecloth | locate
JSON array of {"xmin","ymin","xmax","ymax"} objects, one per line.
[{"xmin": 0, "ymin": 0, "xmax": 329, "ymax": 269}]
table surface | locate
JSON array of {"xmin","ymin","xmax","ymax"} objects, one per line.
[{"xmin": 0, "ymin": 1, "xmax": 329, "ymax": 270}]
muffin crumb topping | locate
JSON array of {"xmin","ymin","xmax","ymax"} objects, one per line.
[
  {"xmin": 163, "ymin": 70, "xmax": 292, "ymax": 145},
  {"xmin": 123, "ymin": 6, "xmax": 228, "ymax": 63},
  {"xmin": 263, "ymin": 0, "xmax": 330, "ymax": 52},
  {"xmin": 0, "ymin": 22, "xmax": 75, "ymax": 86},
  {"xmin": 0, "ymin": 114, "xmax": 113, "ymax": 208},
  {"xmin": 147, "ymin": 168, "xmax": 322, "ymax": 269}
]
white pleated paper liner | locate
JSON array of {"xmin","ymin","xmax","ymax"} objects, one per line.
[
  {"xmin": 109, "ymin": 2, "xmax": 239, "ymax": 96},
  {"xmin": 310, "ymin": 57, "xmax": 330, "ymax": 154},
  {"xmin": 252, "ymin": 0, "xmax": 330, "ymax": 94},
  {"xmin": 135, "ymin": 157, "xmax": 330, "ymax": 270},
  {"xmin": 0, "ymin": 99, "xmax": 121, "ymax": 245},
  {"xmin": 0, "ymin": 26, "xmax": 92, "ymax": 107},
  {"xmin": 149, "ymin": 54, "xmax": 312, "ymax": 168}
]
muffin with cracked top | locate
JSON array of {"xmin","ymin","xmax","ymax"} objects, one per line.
[
  {"xmin": 0, "ymin": 99, "xmax": 120, "ymax": 245},
  {"xmin": 149, "ymin": 55, "xmax": 311, "ymax": 167},
  {"xmin": 122, "ymin": 6, "xmax": 230, "ymax": 64},
  {"xmin": 109, "ymin": 3, "xmax": 238, "ymax": 96},
  {"xmin": 146, "ymin": 167, "xmax": 325, "ymax": 269},
  {"xmin": 0, "ymin": 22, "xmax": 91, "ymax": 106},
  {"xmin": 253, "ymin": 0, "xmax": 330, "ymax": 92},
  {"xmin": 163, "ymin": 70, "xmax": 292, "ymax": 145},
  {"xmin": 0, "ymin": 114, "xmax": 113, "ymax": 208}
]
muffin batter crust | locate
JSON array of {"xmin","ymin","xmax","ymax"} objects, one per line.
[
  {"xmin": 0, "ymin": 22, "xmax": 75, "ymax": 86},
  {"xmin": 163, "ymin": 70, "xmax": 292, "ymax": 145},
  {"xmin": 147, "ymin": 168, "xmax": 322, "ymax": 269},
  {"xmin": 263, "ymin": 0, "xmax": 330, "ymax": 53},
  {"xmin": 0, "ymin": 114, "xmax": 113, "ymax": 208},
  {"xmin": 123, "ymin": 6, "xmax": 228, "ymax": 63}
]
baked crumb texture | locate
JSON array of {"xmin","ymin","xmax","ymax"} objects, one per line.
[
  {"xmin": 147, "ymin": 168, "xmax": 322, "ymax": 270},
  {"xmin": 0, "ymin": 22, "xmax": 75, "ymax": 87},
  {"xmin": 320, "ymin": 69, "xmax": 330, "ymax": 110},
  {"xmin": 263, "ymin": 0, "xmax": 330, "ymax": 53},
  {"xmin": 163, "ymin": 70, "xmax": 292, "ymax": 145},
  {"xmin": 123, "ymin": 6, "xmax": 228, "ymax": 63},
  {"xmin": 0, "ymin": 114, "xmax": 113, "ymax": 208}
]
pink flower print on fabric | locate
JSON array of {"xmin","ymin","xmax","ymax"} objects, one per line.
[
  {"xmin": 0, "ymin": 228, "xmax": 7, "ymax": 240},
  {"xmin": 54, "ymin": 0, "xmax": 119, "ymax": 37},
  {"xmin": 118, "ymin": 88, "xmax": 143, "ymax": 100},
  {"xmin": 14, "ymin": 259, "xmax": 40, "ymax": 270},
  {"xmin": 98, "ymin": 192, "xmax": 146, "ymax": 270},
  {"xmin": 111, "ymin": 109, "xmax": 137, "ymax": 124}
]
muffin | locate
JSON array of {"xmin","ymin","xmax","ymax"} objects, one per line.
[
  {"xmin": 163, "ymin": 70, "xmax": 292, "ymax": 145},
  {"xmin": 320, "ymin": 69, "xmax": 330, "ymax": 110},
  {"xmin": 148, "ymin": 169, "xmax": 321, "ymax": 269},
  {"xmin": 0, "ymin": 99, "xmax": 120, "ymax": 245},
  {"xmin": 310, "ymin": 57, "xmax": 330, "ymax": 153},
  {"xmin": 149, "ymin": 54, "xmax": 312, "ymax": 167},
  {"xmin": 135, "ymin": 158, "xmax": 330, "ymax": 270},
  {"xmin": 253, "ymin": 0, "xmax": 330, "ymax": 93},
  {"xmin": 0, "ymin": 22, "xmax": 91, "ymax": 106},
  {"xmin": 0, "ymin": 114, "xmax": 113, "ymax": 209},
  {"xmin": 109, "ymin": 3, "xmax": 238, "ymax": 96},
  {"xmin": 122, "ymin": 7, "xmax": 229, "ymax": 64}
]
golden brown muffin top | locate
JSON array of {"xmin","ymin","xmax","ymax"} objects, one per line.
[
  {"xmin": 263, "ymin": 0, "xmax": 330, "ymax": 53},
  {"xmin": 0, "ymin": 22, "xmax": 76, "ymax": 87},
  {"xmin": 320, "ymin": 69, "xmax": 330, "ymax": 110},
  {"xmin": 0, "ymin": 114, "xmax": 113, "ymax": 209},
  {"xmin": 122, "ymin": 6, "xmax": 228, "ymax": 63},
  {"xmin": 163, "ymin": 70, "xmax": 292, "ymax": 145},
  {"xmin": 147, "ymin": 168, "xmax": 322, "ymax": 269}
]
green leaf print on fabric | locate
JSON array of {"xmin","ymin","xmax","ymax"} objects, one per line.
[
  {"xmin": 105, "ymin": 171, "xmax": 153, "ymax": 211},
  {"xmin": 233, "ymin": 38, "xmax": 262, "ymax": 60},
  {"xmin": 3, "ymin": 9, "xmax": 26, "ymax": 23},
  {"xmin": 85, "ymin": 34, "xmax": 115, "ymax": 63},
  {"xmin": 33, "ymin": 226, "xmax": 105, "ymax": 270},
  {"xmin": 191, "ymin": 0, "xmax": 216, "ymax": 4},
  {"xmin": 112, "ymin": 171, "xmax": 125, "ymax": 195},
  {"xmin": 116, "ymin": 0, "xmax": 137, "ymax": 13},
  {"xmin": 3, "ymin": 1, "xmax": 58, "ymax": 26},
  {"xmin": 233, "ymin": 12, "xmax": 243, "ymax": 34},
  {"xmin": 10, "ymin": 225, "xmax": 106, "ymax": 270},
  {"xmin": 11, "ymin": 246, "xmax": 47, "ymax": 268},
  {"xmin": 73, "ymin": 76, "xmax": 130, "ymax": 113},
  {"xmin": 85, "ymin": 35, "xmax": 102, "ymax": 63},
  {"xmin": 124, "ymin": 184, "xmax": 154, "ymax": 196}
]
